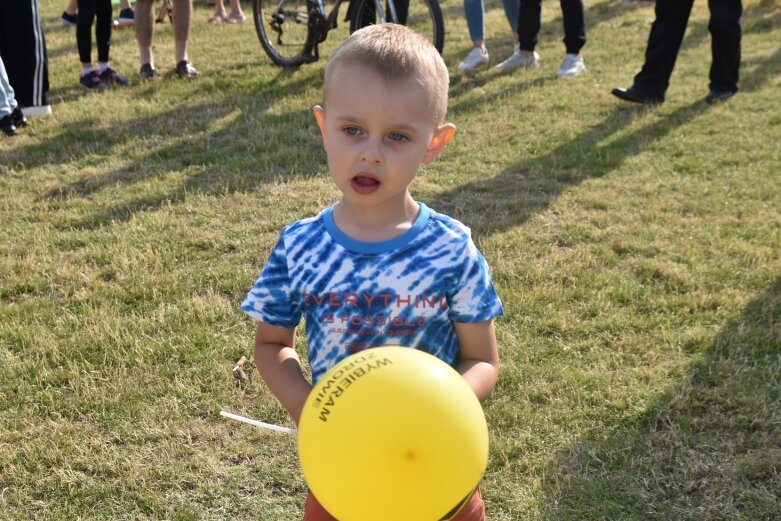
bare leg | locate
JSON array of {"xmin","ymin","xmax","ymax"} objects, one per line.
[
  {"xmin": 211, "ymin": 0, "xmax": 228, "ymax": 20},
  {"xmin": 172, "ymin": 0, "xmax": 192, "ymax": 63},
  {"xmin": 135, "ymin": 0, "xmax": 156, "ymax": 67},
  {"xmin": 230, "ymin": 0, "xmax": 245, "ymax": 17},
  {"xmin": 120, "ymin": 0, "xmax": 132, "ymax": 9},
  {"xmin": 65, "ymin": 0, "xmax": 78, "ymax": 15}
]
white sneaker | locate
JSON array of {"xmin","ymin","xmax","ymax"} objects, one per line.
[
  {"xmin": 557, "ymin": 53, "xmax": 586, "ymax": 77},
  {"xmin": 20, "ymin": 105, "xmax": 52, "ymax": 117},
  {"xmin": 495, "ymin": 47, "xmax": 539, "ymax": 72},
  {"xmin": 457, "ymin": 47, "xmax": 489, "ymax": 73}
]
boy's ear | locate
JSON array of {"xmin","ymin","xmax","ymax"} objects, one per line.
[
  {"xmin": 313, "ymin": 105, "xmax": 327, "ymax": 144},
  {"xmin": 422, "ymin": 123, "xmax": 456, "ymax": 165}
]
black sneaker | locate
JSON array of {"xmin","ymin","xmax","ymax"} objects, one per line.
[
  {"xmin": 116, "ymin": 7, "xmax": 135, "ymax": 26},
  {"xmin": 60, "ymin": 11, "xmax": 77, "ymax": 26},
  {"xmin": 175, "ymin": 60, "xmax": 200, "ymax": 79},
  {"xmin": 706, "ymin": 90, "xmax": 736, "ymax": 105},
  {"xmin": 140, "ymin": 63, "xmax": 160, "ymax": 81},
  {"xmin": 11, "ymin": 107, "xmax": 28, "ymax": 128},
  {"xmin": 1, "ymin": 114, "xmax": 17, "ymax": 136},
  {"xmin": 99, "ymin": 67, "xmax": 130, "ymax": 86},
  {"xmin": 80, "ymin": 70, "xmax": 108, "ymax": 91}
]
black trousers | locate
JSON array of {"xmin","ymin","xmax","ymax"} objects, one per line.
[
  {"xmin": 633, "ymin": 0, "xmax": 742, "ymax": 95},
  {"xmin": 0, "ymin": 0, "xmax": 49, "ymax": 108},
  {"xmin": 517, "ymin": 0, "xmax": 586, "ymax": 55},
  {"xmin": 77, "ymin": 0, "xmax": 114, "ymax": 64}
]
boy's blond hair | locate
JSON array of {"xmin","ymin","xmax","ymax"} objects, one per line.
[{"xmin": 323, "ymin": 24, "xmax": 450, "ymax": 124}]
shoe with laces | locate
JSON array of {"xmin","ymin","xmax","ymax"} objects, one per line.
[
  {"xmin": 557, "ymin": 53, "xmax": 586, "ymax": 77},
  {"xmin": 60, "ymin": 11, "xmax": 77, "ymax": 26},
  {"xmin": 175, "ymin": 60, "xmax": 200, "ymax": 79},
  {"xmin": 115, "ymin": 7, "xmax": 135, "ymax": 26},
  {"xmin": 100, "ymin": 67, "xmax": 130, "ymax": 86},
  {"xmin": 457, "ymin": 47, "xmax": 489, "ymax": 73},
  {"xmin": 495, "ymin": 48, "xmax": 539, "ymax": 72},
  {"xmin": 140, "ymin": 63, "xmax": 160, "ymax": 81},
  {"xmin": 80, "ymin": 70, "xmax": 108, "ymax": 91}
]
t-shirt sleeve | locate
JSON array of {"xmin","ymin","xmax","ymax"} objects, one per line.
[
  {"xmin": 448, "ymin": 239, "xmax": 504, "ymax": 323},
  {"xmin": 241, "ymin": 233, "xmax": 302, "ymax": 328}
]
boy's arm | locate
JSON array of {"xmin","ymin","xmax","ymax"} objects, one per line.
[
  {"xmin": 454, "ymin": 319, "xmax": 499, "ymax": 403},
  {"xmin": 254, "ymin": 322, "xmax": 313, "ymax": 425}
]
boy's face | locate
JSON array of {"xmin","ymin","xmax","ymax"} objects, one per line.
[{"xmin": 313, "ymin": 63, "xmax": 454, "ymax": 212}]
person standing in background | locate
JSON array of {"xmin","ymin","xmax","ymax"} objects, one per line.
[
  {"xmin": 1, "ymin": 55, "xmax": 28, "ymax": 136},
  {"xmin": 0, "ymin": 0, "xmax": 51, "ymax": 116},
  {"xmin": 456, "ymin": 0, "xmax": 521, "ymax": 73},
  {"xmin": 75, "ymin": 0, "xmax": 131, "ymax": 90},
  {"xmin": 611, "ymin": 0, "xmax": 742, "ymax": 105},
  {"xmin": 134, "ymin": 0, "xmax": 199, "ymax": 80},
  {"xmin": 208, "ymin": 0, "xmax": 246, "ymax": 23},
  {"xmin": 495, "ymin": 0, "xmax": 587, "ymax": 77}
]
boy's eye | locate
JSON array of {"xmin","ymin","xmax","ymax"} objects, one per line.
[
  {"xmin": 343, "ymin": 126, "xmax": 361, "ymax": 136},
  {"xmin": 389, "ymin": 132, "xmax": 408, "ymax": 142}
]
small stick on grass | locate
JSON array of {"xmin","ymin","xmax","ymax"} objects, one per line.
[{"xmin": 233, "ymin": 356, "xmax": 249, "ymax": 383}]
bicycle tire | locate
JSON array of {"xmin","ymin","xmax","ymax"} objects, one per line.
[
  {"xmin": 253, "ymin": 0, "xmax": 311, "ymax": 67},
  {"xmin": 349, "ymin": 0, "xmax": 444, "ymax": 54}
]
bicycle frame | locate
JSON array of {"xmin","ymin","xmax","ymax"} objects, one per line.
[{"xmin": 301, "ymin": 0, "xmax": 396, "ymax": 63}]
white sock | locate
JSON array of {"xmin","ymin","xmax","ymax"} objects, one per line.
[
  {"xmin": 82, "ymin": 66, "xmax": 94, "ymax": 76},
  {"xmin": 98, "ymin": 62, "xmax": 110, "ymax": 73}
]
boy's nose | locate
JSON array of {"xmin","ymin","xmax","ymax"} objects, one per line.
[{"xmin": 360, "ymin": 140, "xmax": 383, "ymax": 164}]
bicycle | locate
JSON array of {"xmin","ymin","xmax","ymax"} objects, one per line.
[{"xmin": 252, "ymin": 0, "xmax": 444, "ymax": 67}]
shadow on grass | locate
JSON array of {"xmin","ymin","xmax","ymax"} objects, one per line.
[
  {"xmin": 16, "ymin": 6, "xmax": 779, "ymax": 233},
  {"xmin": 18, "ymin": 68, "xmax": 323, "ymax": 229},
  {"xmin": 539, "ymin": 278, "xmax": 781, "ymax": 520},
  {"xmin": 432, "ymin": 42, "xmax": 781, "ymax": 237},
  {"xmin": 427, "ymin": 99, "xmax": 706, "ymax": 235}
]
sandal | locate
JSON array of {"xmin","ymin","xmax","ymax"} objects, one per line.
[
  {"xmin": 226, "ymin": 11, "xmax": 247, "ymax": 23},
  {"xmin": 208, "ymin": 12, "xmax": 228, "ymax": 24}
]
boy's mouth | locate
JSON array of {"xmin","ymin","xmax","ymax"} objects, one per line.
[{"xmin": 351, "ymin": 174, "xmax": 380, "ymax": 194}]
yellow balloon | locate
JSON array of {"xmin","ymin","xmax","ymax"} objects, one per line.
[{"xmin": 298, "ymin": 347, "xmax": 489, "ymax": 521}]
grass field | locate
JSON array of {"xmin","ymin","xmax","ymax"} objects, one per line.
[{"xmin": 1, "ymin": 0, "xmax": 780, "ymax": 519}]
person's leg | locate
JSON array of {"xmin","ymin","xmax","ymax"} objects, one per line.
[
  {"xmin": 707, "ymin": 0, "xmax": 741, "ymax": 94},
  {"xmin": 501, "ymin": 0, "xmax": 520, "ymax": 35},
  {"xmin": 172, "ymin": 0, "xmax": 192, "ymax": 63},
  {"xmin": 517, "ymin": 0, "xmax": 542, "ymax": 53},
  {"xmin": 464, "ymin": 0, "xmax": 485, "ymax": 45},
  {"xmin": 560, "ymin": 0, "xmax": 585, "ymax": 55},
  {"xmin": 302, "ymin": 492, "xmax": 338, "ymax": 521},
  {"xmin": 76, "ymin": 0, "xmax": 97, "ymax": 66},
  {"xmin": 96, "ymin": 0, "xmax": 112, "ymax": 63},
  {"xmin": 211, "ymin": 0, "xmax": 228, "ymax": 20},
  {"xmin": 0, "ymin": 55, "xmax": 15, "ymax": 118},
  {"xmin": 631, "ymin": 0, "xmax": 694, "ymax": 95},
  {"xmin": 457, "ymin": 0, "xmax": 489, "ymax": 72},
  {"xmin": 117, "ymin": 0, "xmax": 135, "ymax": 25},
  {"xmin": 449, "ymin": 489, "xmax": 486, "ymax": 521},
  {"xmin": 229, "ymin": 0, "xmax": 245, "ymax": 18},
  {"xmin": 135, "ymin": 0, "xmax": 155, "ymax": 68},
  {"xmin": 66, "ymin": 0, "xmax": 79, "ymax": 15},
  {"xmin": 0, "ymin": 0, "xmax": 50, "ymax": 112}
]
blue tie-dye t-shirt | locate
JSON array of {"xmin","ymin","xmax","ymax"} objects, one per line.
[{"xmin": 242, "ymin": 202, "xmax": 503, "ymax": 383}]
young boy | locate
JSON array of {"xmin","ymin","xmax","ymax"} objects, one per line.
[{"xmin": 242, "ymin": 24, "xmax": 503, "ymax": 521}]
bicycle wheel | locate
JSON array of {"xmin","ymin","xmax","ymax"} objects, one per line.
[
  {"xmin": 253, "ymin": 0, "xmax": 312, "ymax": 67},
  {"xmin": 349, "ymin": 0, "xmax": 444, "ymax": 54}
]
